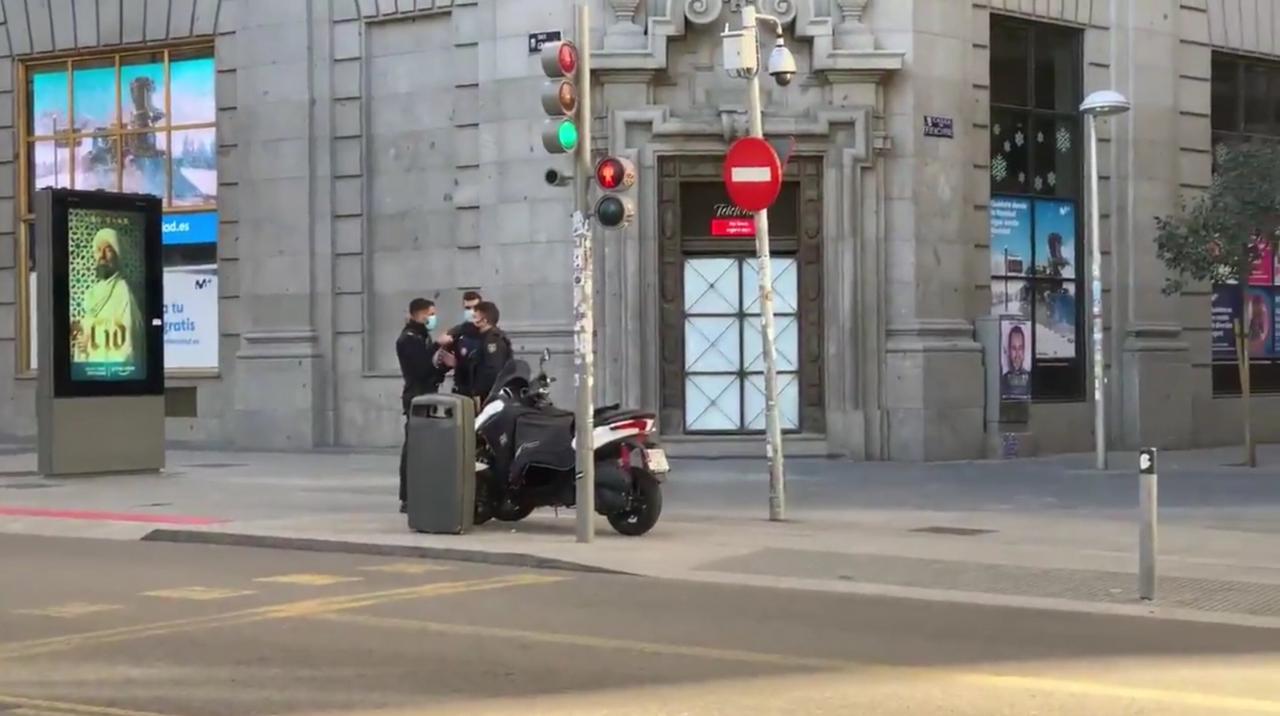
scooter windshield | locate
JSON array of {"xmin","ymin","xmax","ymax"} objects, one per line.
[{"xmin": 485, "ymin": 359, "xmax": 531, "ymax": 405}]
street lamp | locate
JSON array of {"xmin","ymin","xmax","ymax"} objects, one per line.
[
  {"xmin": 722, "ymin": 2, "xmax": 793, "ymax": 521},
  {"xmin": 1080, "ymin": 89, "xmax": 1130, "ymax": 471}
]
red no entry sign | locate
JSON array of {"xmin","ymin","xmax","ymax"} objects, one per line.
[{"xmin": 723, "ymin": 137, "xmax": 782, "ymax": 213}]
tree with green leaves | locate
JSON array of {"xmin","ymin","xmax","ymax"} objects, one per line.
[{"xmin": 1154, "ymin": 140, "xmax": 1280, "ymax": 467}]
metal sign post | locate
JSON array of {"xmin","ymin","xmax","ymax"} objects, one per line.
[
  {"xmin": 1138, "ymin": 448, "xmax": 1158, "ymax": 601},
  {"xmin": 572, "ymin": 3, "xmax": 595, "ymax": 544},
  {"xmin": 741, "ymin": 3, "xmax": 786, "ymax": 522}
]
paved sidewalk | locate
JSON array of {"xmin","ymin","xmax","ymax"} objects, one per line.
[{"xmin": 3, "ymin": 442, "xmax": 1280, "ymax": 627}]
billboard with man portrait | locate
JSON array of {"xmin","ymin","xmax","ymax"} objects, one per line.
[
  {"xmin": 67, "ymin": 207, "xmax": 149, "ymax": 381},
  {"xmin": 36, "ymin": 189, "xmax": 164, "ymax": 399}
]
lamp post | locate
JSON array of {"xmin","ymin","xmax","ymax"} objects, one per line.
[
  {"xmin": 1080, "ymin": 89, "xmax": 1131, "ymax": 471},
  {"xmin": 722, "ymin": 2, "xmax": 795, "ymax": 521}
]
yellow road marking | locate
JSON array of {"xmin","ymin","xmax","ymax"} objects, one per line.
[
  {"xmin": 0, "ymin": 693, "xmax": 175, "ymax": 716},
  {"xmin": 954, "ymin": 673, "xmax": 1280, "ymax": 713},
  {"xmin": 253, "ymin": 573, "xmax": 363, "ymax": 586},
  {"xmin": 358, "ymin": 562, "xmax": 451, "ymax": 575},
  {"xmin": 0, "ymin": 575, "xmax": 564, "ymax": 660},
  {"xmin": 317, "ymin": 613, "xmax": 1280, "ymax": 714},
  {"xmin": 140, "ymin": 587, "xmax": 256, "ymax": 601},
  {"xmin": 13, "ymin": 603, "xmax": 123, "ymax": 618}
]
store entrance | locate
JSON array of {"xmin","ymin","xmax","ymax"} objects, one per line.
[{"xmin": 656, "ymin": 156, "xmax": 825, "ymax": 436}]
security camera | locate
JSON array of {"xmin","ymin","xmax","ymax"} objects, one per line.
[
  {"xmin": 544, "ymin": 168, "xmax": 573, "ymax": 187},
  {"xmin": 767, "ymin": 39, "xmax": 797, "ymax": 86}
]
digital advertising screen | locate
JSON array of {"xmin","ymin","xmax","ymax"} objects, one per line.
[
  {"xmin": 67, "ymin": 207, "xmax": 149, "ymax": 381},
  {"xmin": 39, "ymin": 189, "xmax": 164, "ymax": 399}
]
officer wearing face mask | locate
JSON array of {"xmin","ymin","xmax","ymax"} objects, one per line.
[
  {"xmin": 396, "ymin": 297, "xmax": 451, "ymax": 513},
  {"xmin": 444, "ymin": 291, "xmax": 485, "ymax": 398}
]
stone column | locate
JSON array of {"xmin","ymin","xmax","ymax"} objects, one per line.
[
  {"xmin": 880, "ymin": 0, "xmax": 984, "ymax": 460},
  {"xmin": 1111, "ymin": 0, "xmax": 1193, "ymax": 449},
  {"xmin": 229, "ymin": 1, "xmax": 326, "ymax": 449}
]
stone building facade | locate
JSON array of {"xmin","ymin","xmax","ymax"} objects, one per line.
[{"xmin": 0, "ymin": 0, "xmax": 1277, "ymax": 461}]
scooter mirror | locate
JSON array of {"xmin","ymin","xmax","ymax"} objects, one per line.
[{"xmin": 540, "ymin": 348, "xmax": 551, "ymax": 369}]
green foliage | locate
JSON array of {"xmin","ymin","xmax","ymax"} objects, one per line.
[{"xmin": 1154, "ymin": 141, "xmax": 1280, "ymax": 295}]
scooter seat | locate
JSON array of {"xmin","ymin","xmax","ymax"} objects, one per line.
[{"xmin": 594, "ymin": 405, "xmax": 655, "ymax": 423}]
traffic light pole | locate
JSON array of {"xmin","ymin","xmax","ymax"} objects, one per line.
[
  {"xmin": 742, "ymin": 4, "xmax": 786, "ymax": 522},
  {"xmin": 572, "ymin": 2, "xmax": 596, "ymax": 544}
]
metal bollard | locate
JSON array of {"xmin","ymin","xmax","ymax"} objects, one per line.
[{"xmin": 1138, "ymin": 448, "xmax": 1158, "ymax": 601}]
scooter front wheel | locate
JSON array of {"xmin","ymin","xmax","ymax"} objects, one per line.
[
  {"xmin": 606, "ymin": 469, "xmax": 663, "ymax": 537},
  {"xmin": 495, "ymin": 500, "xmax": 535, "ymax": 522}
]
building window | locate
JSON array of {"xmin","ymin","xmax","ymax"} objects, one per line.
[
  {"xmin": 988, "ymin": 17, "xmax": 1085, "ymax": 401},
  {"xmin": 1209, "ymin": 53, "xmax": 1280, "ymax": 396},
  {"xmin": 19, "ymin": 46, "xmax": 219, "ymax": 375}
]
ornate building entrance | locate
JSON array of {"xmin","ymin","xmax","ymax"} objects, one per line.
[{"xmin": 657, "ymin": 156, "xmax": 825, "ymax": 436}]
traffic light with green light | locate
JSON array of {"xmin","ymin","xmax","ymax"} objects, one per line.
[{"xmin": 539, "ymin": 41, "xmax": 580, "ymax": 154}]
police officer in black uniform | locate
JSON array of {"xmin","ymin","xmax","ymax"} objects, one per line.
[
  {"xmin": 469, "ymin": 301, "xmax": 513, "ymax": 401},
  {"xmin": 445, "ymin": 291, "xmax": 485, "ymax": 399},
  {"xmin": 396, "ymin": 297, "xmax": 449, "ymax": 514}
]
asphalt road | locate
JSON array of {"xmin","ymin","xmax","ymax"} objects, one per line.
[{"xmin": 1, "ymin": 535, "xmax": 1278, "ymax": 716}]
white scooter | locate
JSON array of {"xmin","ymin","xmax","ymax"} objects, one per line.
[{"xmin": 473, "ymin": 350, "xmax": 669, "ymax": 536}]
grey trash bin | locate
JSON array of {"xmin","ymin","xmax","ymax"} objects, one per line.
[{"xmin": 406, "ymin": 394, "xmax": 476, "ymax": 534}]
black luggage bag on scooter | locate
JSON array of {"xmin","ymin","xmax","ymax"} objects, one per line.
[{"xmin": 508, "ymin": 406, "xmax": 577, "ymax": 482}]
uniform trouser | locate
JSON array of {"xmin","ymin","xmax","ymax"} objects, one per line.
[{"xmin": 399, "ymin": 414, "xmax": 409, "ymax": 504}]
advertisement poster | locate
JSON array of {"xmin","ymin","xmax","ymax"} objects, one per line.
[
  {"xmin": 1034, "ymin": 282, "xmax": 1077, "ymax": 359},
  {"xmin": 67, "ymin": 207, "xmax": 149, "ymax": 382},
  {"xmin": 163, "ymin": 266, "xmax": 218, "ymax": 370},
  {"xmin": 991, "ymin": 277, "xmax": 1030, "ymax": 317},
  {"xmin": 1246, "ymin": 287, "xmax": 1274, "ymax": 358},
  {"xmin": 1033, "ymin": 199, "xmax": 1076, "ymax": 279},
  {"xmin": 1000, "ymin": 318, "xmax": 1032, "ymax": 402},
  {"xmin": 1250, "ymin": 234, "xmax": 1276, "ymax": 286},
  {"xmin": 1212, "ymin": 286, "xmax": 1240, "ymax": 361},
  {"xmin": 989, "ymin": 196, "xmax": 1031, "ymax": 276}
]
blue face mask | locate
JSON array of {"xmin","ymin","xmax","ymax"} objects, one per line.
[
  {"xmin": 463, "ymin": 308, "xmax": 476, "ymax": 323},
  {"xmin": 425, "ymin": 314, "xmax": 438, "ymax": 331}
]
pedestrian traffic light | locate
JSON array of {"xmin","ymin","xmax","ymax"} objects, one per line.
[
  {"xmin": 540, "ymin": 41, "xmax": 580, "ymax": 154},
  {"xmin": 593, "ymin": 156, "xmax": 636, "ymax": 230}
]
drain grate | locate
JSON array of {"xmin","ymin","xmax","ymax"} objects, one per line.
[
  {"xmin": 180, "ymin": 463, "xmax": 248, "ymax": 469},
  {"xmin": 0, "ymin": 482, "xmax": 57, "ymax": 490},
  {"xmin": 0, "ymin": 470, "xmax": 39, "ymax": 478},
  {"xmin": 910, "ymin": 526, "xmax": 997, "ymax": 537}
]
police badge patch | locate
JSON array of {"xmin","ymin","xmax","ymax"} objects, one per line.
[{"xmin": 487, "ymin": 343, "xmax": 497, "ymax": 353}]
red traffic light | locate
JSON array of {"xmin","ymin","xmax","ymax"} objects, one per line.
[
  {"xmin": 596, "ymin": 158, "xmax": 623, "ymax": 190},
  {"xmin": 595, "ymin": 157, "xmax": 635, "ymax": 191},
  {"xmin": 558, "ymin": 43, "xmax": 578, "ymax": 75}
]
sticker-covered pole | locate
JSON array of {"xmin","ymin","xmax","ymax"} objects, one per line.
[
  {"xmin": 572, "ymin": 3, "xmax": 595, "ymax": 544},
  {"xmin": 743, "ymin": 3, "xmax": 786, "ymax": 521}
]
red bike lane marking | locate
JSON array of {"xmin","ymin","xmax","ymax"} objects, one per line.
[{"xmin": 0, "ymin": 506, "xmax": 224, "ymax": 525}]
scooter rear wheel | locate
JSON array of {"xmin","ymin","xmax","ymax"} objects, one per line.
[{"xmin": 606, "ymin": 469, "xmax": 662, "ymax": 537}]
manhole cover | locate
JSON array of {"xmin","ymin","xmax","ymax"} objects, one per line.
[
  {"xmin": 910, "ymin": 526, "xmax": 997, "ymax": 536},
  {"xmin": 0, "ymin": 482, "xmax": 57, "ymax": 490},
  {"xmin": 180, "ymin": 463, "xmax": 248, "ymax": 469}
]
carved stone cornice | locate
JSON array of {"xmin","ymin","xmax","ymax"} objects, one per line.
[{"xmin": 593, "ymin": 0, "xmax": 904, "ymax": 86}]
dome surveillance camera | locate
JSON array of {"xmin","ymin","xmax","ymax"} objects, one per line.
[{"xmin": 767, "ymin": 39, "xmax": 797, "ymax": 86}]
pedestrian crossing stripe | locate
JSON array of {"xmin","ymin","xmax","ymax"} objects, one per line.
[
  {"xmin": 253, "ymin": 574, "xmax": 363, "ymax": 586},
  {"xmin": 141, "ymin": 587, "xmax": 256, "ymax": 600},
  {"xmin": 358, "ymin": 563, "xmax": 451, "ymax": 575},
  {"xmin": 14, "ymin": 603, "xmax": 123, "ymax": 618}
]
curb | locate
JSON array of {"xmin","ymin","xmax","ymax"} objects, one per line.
[{"xmin": 141, "ymin": 529, "xmax": 635, "ymax": 576}]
